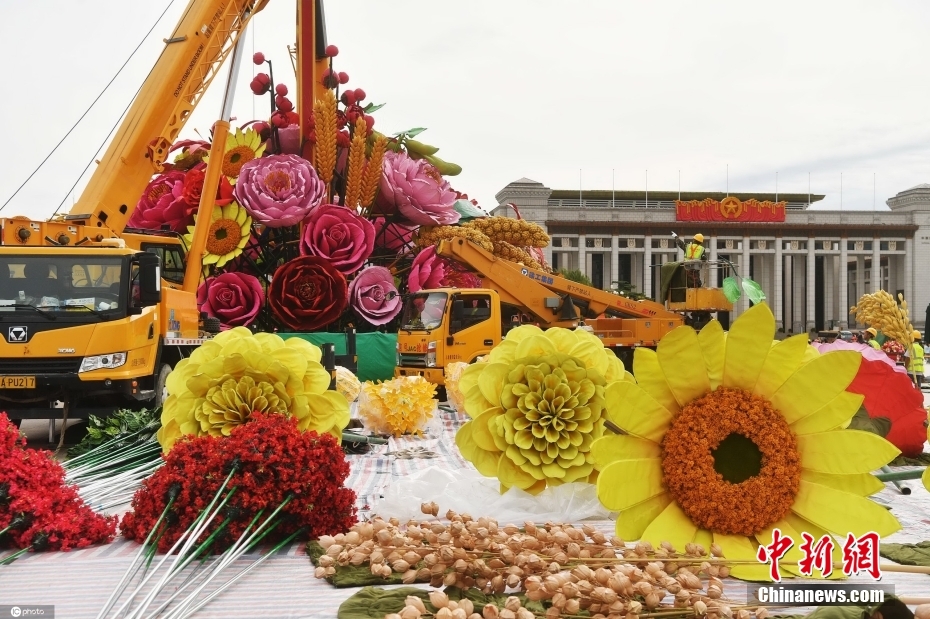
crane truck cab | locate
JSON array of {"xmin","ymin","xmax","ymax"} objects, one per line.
[{"xmin": 659, "ymin": 258, "xmax": 734, "ymax": 330}]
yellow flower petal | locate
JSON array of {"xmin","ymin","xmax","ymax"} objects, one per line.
[
  {"xmin": 478, "ymin": 363, "xmax": 510, "ymax": 409},
  {"xmin": 753, "ymin": 518, "xmax": 811, "ymax": 580},
  {"xmin": 284, "ymin": 336, "xmax": 322, "ymax": 363},
  {"xmin": 800, "ymin": 470, "xmax": 885, "ymax": 497},
  {"xmin": 604, "ymin": 381, "xmax": 673, "ymax": 443},
  {"xmin": 713, "ymin": 532, "xmax": 773, "ymax": 582},
  {"xmin": 615, "ymin": 493, "xmax": 672, "ymax": 540},
  {"xmin": 596, "ymin": 458, "xmax": 664, "ymax": 511},
  {"xmin": 923, "ymin": 466, "xmax": 929, "ymax": 492},
  {"xmin": 798, "ymin": 430, "xmax": 900, "ymax": 474},
  {"xmin": 590, "ymin": 435, "xmax": 661, "ymax": 467},
  {"xmin": 640, "ymin": 501, "xmax": 698, "ymax": 550},
  {"xmin": 657, "ymin": 326, "xmax": 710, "ymax": 407},
  {"xmin": 693, "ymin": 529, "xmax": 713, "ymax": 550},
  {"xmin": 790, "ymin": 392, "xmax": 864, "ymax": 435},
  {"xmin": 514, "ymin": 334, "xmax": 558, "ymax": 360},
  {"xmin": 790, "ymin": 480, "xmax": 901, "ymax": 538},
  {"xmin": 456, "ymin": 421, "xmax": 501, "ymax": 478},
  {"xmin": 698, "ymin": 320, "xmax": 725, "ymax": 390},
  {"xmin": 631, "ymin": 348, "xmax": 679, "ymax": 415},
  {"xmin": 770, "ymin": 351, "xmax": 861, "ymax": 424},
  {"xmin": 498, "ymin": 456, "xmax": 540, "ymax": 492},
  {"xmin": 269, "ymin": 347, "xmax": 308, "ymax": 382},
  {"xmin": 753, "ymin": 334, "xmax": 809, "ymax": 400},
  {"xmin": 471, "ymin": 410, "xmax": 502, "ymax": 452},
  {"xmin": 458, "ymin": 363, "xmax": 484, "ymax": 402},
  {"xmin": 722, "ymin": 303, "xmax": 776, "ymax": 391}
]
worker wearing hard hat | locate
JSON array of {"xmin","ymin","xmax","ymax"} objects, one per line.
[
  {"xmin": 863, "ymin": 327, "xmax": 881, "ymax": 350},
  {"xmin": 672, "ymin": 232, "xmax": 708, "ymax": 288},
  {"xmin": 905, "ymin": 330, "xmax": 924, "ymax": 389}
]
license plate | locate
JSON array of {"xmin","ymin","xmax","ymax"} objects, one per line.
[{"xmin": 0, "ymin": 376, "xmax": 35, "ymax": 389}]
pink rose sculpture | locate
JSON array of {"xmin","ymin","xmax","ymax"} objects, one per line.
[
  {"xmin": 408, "ymin": 247, "xmax": 445, "ymax": 293},
  {"xmin": 197, "ymin": 272, "xmax": 264, "ymax": 329},
  {"xmin": 234, "ymin": 154, "xmax": 325, "ymax": 228},
  {"xmin": 372, "ymin": 217, "xmax": 416, "ymax": 254},
  {"xmin": 300, "ymin": 204, "xmax": 375, "ymax": 275},
  {"xmin": 128, "ymin": 171, "xmax": 191, "ymax": 232},
  {"xmin": 376, "ymin": 151, "xmax": 460, "ymax": 226},
  {"xmin": 349, "ymin": 266, "xmax": 402, "ymax": 326}
]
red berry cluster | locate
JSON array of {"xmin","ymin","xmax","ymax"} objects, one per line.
[
  {"xmin": 120, "ymin": 412, "xmax": 357, "ymax": 554},
  {"xmin": 0, "ymin": 413, "xmax": 117, "ymax": 552}
]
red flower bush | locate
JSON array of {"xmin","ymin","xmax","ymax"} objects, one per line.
[
  {"xmin": 0, "ymin": 413, "xmax": 117, "ymax": 552},
  {"xmin": 268, "ymin": 256, "xmax": 348, "ymax": 330},
  {"xmin": 197, "ymin": 272, "xmax": 264, "ymax": 329},
  {"xmin": 120, "ymin": 413, "xmax": 357, "ymax": 554}
]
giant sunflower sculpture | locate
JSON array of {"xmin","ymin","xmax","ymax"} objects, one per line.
[
  {"xmin": 204, "ymin": 126, "xmax": 267, "ymax": 179},
  {"xmin": 455, "ymin": 326, "xmax": 631, "ymax": 495},
  {"xmin": 183, "ymin": 202, "xmax": 251, "ymax": 268},
  {"xmin": 593, "ymin": 304, "xmax": 901, "ymax": 581},
  {"xmin": 157, "ymin": 328, "xmax": 350, "ymax": 451}
]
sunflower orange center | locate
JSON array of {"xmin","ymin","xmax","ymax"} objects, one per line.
[
  {"xmin": 222, "ymin": 145, "xmax": 256, "ymax": 177},
  {"xmin": 206, "ymin": 218, "xmax": 242, "ymax": 256},
  {"xmin": 660, "ymin": 387, "xmax": 801, "ymax": 536}
]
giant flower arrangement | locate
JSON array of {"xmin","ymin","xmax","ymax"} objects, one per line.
[{"xmin": 592, "ymin": 304, "xmax": 901, "ymax": 581}]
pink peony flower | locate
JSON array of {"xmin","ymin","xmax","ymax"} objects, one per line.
[
  {"xmin": 128, "ymin": 171, "xmax": 191, "ymax": 232},
  {"xmin": 408, "ymin": 246, "xmax": 446, "ymax": 292},
  {"xmin": 372, "ymin": 217, "xmax": 416, "ymax": 254},
  {"xmin": 349, "ymin": 266, "xmax": 402, "ymax": 326},
  {"xmin": 300, "ymin": 204, "xmax": 375, "ymax": 275},
  {"xmin": 197, "ymin": 272, "xmax": 264, "ymax": 329},
  {"xmin": 234, "ymin": 154, "xmax": 325, "ymax": 228},
  {"xmin": 376, "ymin": 151, "xmax": 460, "ymax": 226}
]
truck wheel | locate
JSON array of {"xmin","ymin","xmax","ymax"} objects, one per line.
[
  {"xmin": 202, "ymin": 317, "xmax": 222, "ymax": 334},
  {"xmin": 155, "ymin": 363, "xmax": 172, "ymax": 409}
]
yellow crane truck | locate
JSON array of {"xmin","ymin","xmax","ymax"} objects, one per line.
[
  {"xmin": 0, "ymin": 0, "xmax": 329, "ymax": 431},
  {"xmin": 394, "ymin": 237, "xmax": 733, "ymax": 384}
]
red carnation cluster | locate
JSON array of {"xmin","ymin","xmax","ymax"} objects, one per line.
[
  {"xmin": 120, "ymin": 412, "xmax": 357, "ymax": 554},
  {"xmin": 0, "ymin": 413, "xmax": 117, "ymax": 552}
]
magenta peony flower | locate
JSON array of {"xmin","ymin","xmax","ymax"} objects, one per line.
[
  {"xmin": 128, "ymin": 171, "xmax": 191, "ymax": 232},
  {"xmin": 376, "ymin": 151, "xmax": 460, "ymax": 226},
  {"xmin": 300, "ymin": 204, "xmax": 375, "ymax": 275},
  {"xmin": 372, "ymin": 217, "xmax": 416, "ymax": 254},
  {"xmin": 349, "ymin": 266, "xmax": 401, "ymax": 326},
  {"xmin": 408, "ymin": 246, "xmax": 446, "ymax": 293},
  {"xmin": 812, "ymin": 340, "xmax": 907, "ymax": 373},
  {"xmin": 197, "ymin": 272, "xmax": 264, "ymax": 329},
  {"xmin": 234, "ymin": 154, "xmax": 325, "ymax": 228}
]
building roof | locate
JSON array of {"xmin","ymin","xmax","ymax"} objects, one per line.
[{"xmin": 548, "ymin": 189, "xmax": 825, "ymax": 203}]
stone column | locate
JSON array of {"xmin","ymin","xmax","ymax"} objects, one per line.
[
  {"xmin": 905, "ymin": 237, "xmax": 914, "ymax": 309},
  {"xmin": 774, "ymin": 237, "xmax": 783, "ymax": 331},
  {"xmin": 742, "ymin": 236, "xmax": 752, "ymax": 312},
  {"xmin": 793, "ymin": 254, "xmax": 806, "ymax": 333},
  {"xmin": 839, "ymin": 238, "xmax": 848, "ymax": 329},
  {"xmin": 611, "ymin": 236, "xmax": 620, "ymax": 290},
  {"xmin": 824, "ymin": 253, "xmax": 835, "ymax": 329},
  {"xmin": 784, "ymin": 254, "xmax": 792, "ymax": 331},
  {"xmin": 644, "ymin": 235, "xmax": 653, "ymax": 299},
  {"xmin": 872, "ymin": 238, "xmax": 881, "ymax": 293},
  {"xmin": 855, "ymin": 255, "xmax": 865, "ymax": 324},
  {"xmin": 578, "ymin": 234, "xmax": 587, "ymax": 279},
  {"xmin": 807, "ymin": 238, "xmax": 816, "ymax": 331}
]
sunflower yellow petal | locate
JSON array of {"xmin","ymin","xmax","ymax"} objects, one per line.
[
  {"xmin": 657, "ymin": 326, "xmax": 710, "ymax": 407},
  {"xmin": 800, "ymin": 470, "xmax": 885, "ymax": 497},
  {"xmin": 640, "ymin": 501, "xmax": 698, "ymax": 550},
  {"xmin": 754, "ymin": 334, "xmax": 809, "ymax": 400},
  {"xmin": 596, "ymin": 458, "xmax": 664, "ymax": 511},
  {"xmin": 923, "ymin": 466, "xmax": 929, "ymax": 492},
  {"xmin": 604, "ymin": 381, "xmax": 674, "ymax": 443},
  {"xmin": 698, "ymin": 320, "xmax": 725, "ymax": 390},
  {"xmin": 693, "ymin": 529, "xmax": 713, "ymax": 550},
  {"xmin": 754, "ymin": 518, "xmax": 811, "ymax": 579},
  {"xmin": 798, "ymin": 430, "xmax": 900, "ymax": 474},
  {"xmin": 712, "ymin": 532, "xmax": 773, "ymax": 582},
  {"xmin": 770, "ymin": 351, "xmax": 861, "ymax": 425},
  {"xmin": 632, "ymin": 348, "xmax": 679, "ymax": 415},
  {"xmin": 591, "ymin": 435, "xmax": 661, "ymax": 467},
  {"xmin": 202, "ymin": 253, "xmax": 220, "ymax": 265},
  {"xmin": 790, "ymin": 480, "xmax": 901, "ymax": 538},
  {"xmin": 722, "ymin": 303, "xmax": 776, "ymax": 391},
  {"xmin": 615, "ymin": 493, "xmax": 672, "ymax": 540},
  {"xmin": 790, "ymin": 392, "xmax": 864, "ymax": 435},
  {"xmin": 779, "ymin": 512, "xmax": 847, "ymax": 580}
]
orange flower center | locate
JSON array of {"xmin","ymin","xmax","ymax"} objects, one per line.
[
  {"xmin": 222, "ymin": 145, "xmax": 256, "ymax": 177},
  {"xmin": 206, "ymin": 218, "xmax": 242, "ymax": 257},
  {"xmin": 660, "ymin": 388, "xmax": 801, "ymax": 536},
  {"xmin": 263, "ymin": 170, "xmax": 292, "ymax": 195}
]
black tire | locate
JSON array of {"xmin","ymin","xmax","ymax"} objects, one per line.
[
  {"xmin": 203, "ymin": 317, "xmax": 222, "ymax": 334},
  {"xmin": 155, "ymin": 362, "xmax": 172, "ymax": 408},
  {"xmin": 63, "ymin": 420, "xmax": 88, "ymax": 445}
]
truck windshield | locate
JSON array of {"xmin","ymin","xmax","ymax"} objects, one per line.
[
  {"xmin": 0, "ymin": 256, "xmax": 126, "ymax": 314},
  {"xmin": 401, "ymin": 292, "xmax": 448, "ymax": 330}
]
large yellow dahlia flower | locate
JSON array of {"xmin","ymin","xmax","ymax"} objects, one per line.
[
  {"xmin": 157, "ymin": 327, "xmax": 350, "ymax": 451},
  {"xmin": 593, "ymin": 303, "xmax": 901, "ymax": 581},
  {"xmin": 455, "ymin": 325, "xmax": 631, "ymax": 495}
]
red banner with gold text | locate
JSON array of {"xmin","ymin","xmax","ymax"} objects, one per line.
[{"xmin": 675, "ymin": 197, "xmax": 786, "ymax": 222}]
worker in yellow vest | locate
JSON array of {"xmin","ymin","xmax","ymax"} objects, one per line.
[
  {"xmin": 905, "ymin": 330, "xmax": 924, "ymax": 389},
  {"xmin": 863, "ymin": 327, "xmax": 881, "ymax": 350},
  {"xmin": 673, "ymin": 232, "xmax": 708, "ymax": 287}
]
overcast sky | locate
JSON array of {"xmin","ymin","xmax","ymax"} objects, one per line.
[{"xmin": 2, "ymin": 0, "xmax": 930, "ymax": 221}]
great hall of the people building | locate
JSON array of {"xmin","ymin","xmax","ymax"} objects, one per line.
[{"xmin": 491, "ymin": 178, "xmax": 930, "ymax": 334}]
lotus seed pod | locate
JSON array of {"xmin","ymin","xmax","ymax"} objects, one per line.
[
  {"xmin": 435, "ymin": 609, "xmax": 453, "ymax": 619},
  {"xmin": 482, "ymin": 604, "xmax": 500, "ymax": 619},
  {"xmin": 499, "ymin": 611, "xmax": 516, "ymax": 619},
  {"xmin": 399, "ymin": 606, "xmax": 421, "ymax": 619},
  {"xmin": 694, "ymin": 601, "xmax": 708, "ymax": 616},
  {"xmin": 755, "ymin": 608, "xmax": 769, "ymax": 619},
  {"xmin": 429, "ymin": 591, "xmax": 450, "ymax": 609}
]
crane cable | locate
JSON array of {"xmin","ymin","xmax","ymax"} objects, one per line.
[{"xmin": 0, "ymin": 0, "xmax": 178, "ymax": 214}]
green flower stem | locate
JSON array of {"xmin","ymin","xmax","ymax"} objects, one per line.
[
  {"xmin": 64, "ymin": 423, "xmax": 158, "ymax": 467},
  {"xmin": 65, "ymin": 437, "xmax": 160, "ymax": 474},
  {"xmin": 876, "ymin": 469, "xmax": 926, "ymax": 482},
  {"xmin": 342, "ymin": 431, "xmax": 389, "ymax": 445},
  {"xmin": 0, "ymin": 544, "xmax": 34, "ymax": 566}
]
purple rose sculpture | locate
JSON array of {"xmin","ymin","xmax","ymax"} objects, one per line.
[
  {"xmin": 407, "ymin": 246, "xmax": 445, "ymax": 293},
  {"xmin": 128, "ymin": 170, "xmax": 191, "ymax": 232},
  {"xmin": 233, "ymin": 154, "xmax": 325, "ymax": 228},
  {"xmin": 300, "ymin": 203, "xmax": 375, "ymax": 275},
  {"xmin": 376, "ymin": 151, "xmax": 460, "ymax": 226},
  {"xmin": 349, "ymin": 266, "xmax": 401, "ymax": 326},
  {"xmin": 197, "ymin": 272, "xmax": 264, "ymax": 329}
]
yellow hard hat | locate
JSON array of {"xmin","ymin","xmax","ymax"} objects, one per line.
[
  {"xmin": 912, "ymin": 330, "xmax": 922, "ymax": 340},
  {"xmin": 866, "ymin": 327, "xmax": 877, "ymax": 336},
  {"xmin": 693, "ymin": 233, "xmax": 705, "ymax": 243}
]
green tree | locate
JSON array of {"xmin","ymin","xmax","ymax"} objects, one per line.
[{"xmin": 557, "ymin": 268, "xmax": 593, "ymax": 287}]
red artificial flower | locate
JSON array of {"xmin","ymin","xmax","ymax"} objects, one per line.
[
  {"xmin": 268, "ymin": 256, "xmax": 348, "ymax": 331},
  {"xmin": 180, "ymin": 165, "xmax": 235, "ymax": 214}
]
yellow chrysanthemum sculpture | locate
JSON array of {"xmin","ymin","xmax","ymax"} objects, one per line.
[
  {"xmin": 204, "ymin": 126, "xmax": 267, "ymax": 179},
  {"xmin": 593, "ymin": 303, "xmax": 902, "ymax": 581},
  {"xmin": 358, "ymin": 376, "xmax": 437, "ymax": 436},
  {"xmin": 455, "ymin": 325, "xmax": 632, "ymax": 495},
  {"xmin": 157, "ymin": 327, "xmax": 350, "ymax": 451},
  {"xmin": 183, "ymin": 202, "xmax": 251, "ymax": 268}
]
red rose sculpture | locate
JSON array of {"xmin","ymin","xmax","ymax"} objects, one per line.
[
  {"xmin": 349, "ymin": 266, "xmax": 401, "ymax": 326},
  {"xmin": 197, "ymin": 272, "xmax": 264, "ymax": 329},
  {"xmin": 269, "ymin": 256, "xmax": 348, "ymax": 330},
  {"xmin": 299, "ymin": 204, "xmax": 375, "ymax": 275},
  {"xmin": 128, "ymin": 170, "xmax": 191, "ymax": 232}
]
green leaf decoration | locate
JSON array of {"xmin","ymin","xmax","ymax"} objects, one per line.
[
  {"xmin": 67, "ymin": 407, "xmax": 160, "ymax": 457},
  {"xmin": 308, "ymin": 541, "xmax": 402, "ymax": 588},
  {"xmin": 452, "ymin": 200, "xmax": 486, "ymax": 222},
  {"xmin": 362, "ymin": 102, "xmax": 386, "ymax": 114},
  {"xmin": 394, "ymin": 127, "xmax": 427, "ymax": 139},
  {"xmin": 722, "ymin": 276, "xmax": 741, "ymax": 303},
  {"xmin": 336, "ymin": 587, "xmax": 537, "ymax": 619},
  {"xmin": 741, "ymin": 278, "xmax": 767, "ymax": 304}
]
